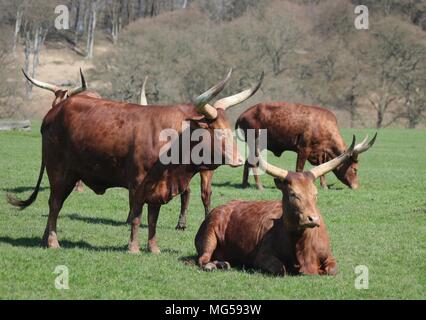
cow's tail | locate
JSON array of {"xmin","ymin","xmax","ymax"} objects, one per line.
[
  {"xmin": 234, "ymin": 118, "xmax": 246, "ymax": 142},
  {"xmin": 7, "ymin": 158, "xmax": 45, "ymax": 209}
]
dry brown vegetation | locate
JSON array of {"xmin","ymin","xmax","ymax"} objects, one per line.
[{"xmin": 1, "ymin": 0, "xmax": 425, "ymax": 128}]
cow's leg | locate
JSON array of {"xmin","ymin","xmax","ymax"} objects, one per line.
[
  {"xmin": 319, "ymin": 154, "xmax": 328, "ymax": 190},
  {"xmin": 320, "ymin": 256, "xmax": 338, "ymax": 276},
  {"xmin": 242, "ymin": 160, "xmax": 250, "ymax": 188},
  {"xmin": 200, "ymin": 170, "xmax": 213, "ymax": 217},
  {"xmin": 295, "ymin": 150, "xmax": 309, "ymax": 172},
  {"xmin": 319, "ymin": 175, "xmax": 328, "ymax": 190},
  {"xmin": 42, "ymin": 172, "xmax": 77, "ymax": 248},
  {"xmin": 147, "ymin": 204, "xmax": 161, "ymax": 254},
  {"xmin": 253, "ymin": 252, "xmax": 286, "ymax": 276},
  {"xmin": 252, "ymin": 164, "xmax": 264, "ymax": 191},
  {"xmin": 197, "ymin": 227, "xmax": 219, "ymax": 271},
  {"xmin": 212, "ymin": 260, "xmax": 231, "ymax": 270},
  {"xmin": 175, "ymin": 188, "xmax": 189, "ymax": 230},
  {"xmin": 74, "ymin": 180, "xmax": 84, "ymax": 192},
  {"xmin": 128, "ymin": 192, "xmax": 144, "ymax": 253}
]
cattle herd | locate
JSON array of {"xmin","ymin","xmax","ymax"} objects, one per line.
[{"xmin": 7, "ymin": 68, "xmax": 376, "ymax": 276}]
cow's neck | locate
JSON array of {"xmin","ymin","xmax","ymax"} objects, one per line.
[{"xmin": 280, "ymin": 202, "xmax": 320, "ymax": 274}]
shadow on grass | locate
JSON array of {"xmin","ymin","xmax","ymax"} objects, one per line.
[
  {"xmin": 178, "ymin": 255, "xmax": 289, "ymax": 277},
  {"xmin": 63, "ymin": 213, "xmax": 148, "ymax": 228},
  {"xmin": 211, "ymin": 181, "xmax": 275, "ymax": 190},
  {"xmin": 2, "ymin": 186, "xmax": 49, "ymax": 193},
  {"xmin": 0, "ymin": 236, "xmax": 127, "ymax": 252},
  {"xmin": 0, "ymin": 236, "xmax": 185, "ymax": 254}
]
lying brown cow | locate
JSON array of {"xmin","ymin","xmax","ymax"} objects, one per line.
[
  {"xmin": 195, "ymin": 135, "xmax": 376, "ymax": 275},
  {"xmin": 8, "ymin": 69, "xmax": 261, "ymax": 254},
  {"xmin": 236, "ymin": 103, "xmax": 377, "ymax": 190}
]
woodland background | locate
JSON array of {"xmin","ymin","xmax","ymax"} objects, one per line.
[{"xmin": 0, "ymin": 0, "xmax": 425, "ymax": 128}]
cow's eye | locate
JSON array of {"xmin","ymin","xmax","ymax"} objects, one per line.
[{"xmin": 289, "ymin": 193, "xmax": 299, "ymax": 200}]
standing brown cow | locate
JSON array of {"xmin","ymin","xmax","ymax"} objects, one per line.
[
  {"xmin": 8, "ymin": 69, "xmax": 261, "ymax": 254},
  {"xmin": 139, "ymin": 74, "xmax": 263, "ymax": 230},
  {"xmin": 236, "ymin": 103, "xmax": 377, "ymax": 190},
  {"xmin": 139, "ymin": 77, "xmax": 213, "ymax": 230},
  {"xmin": 22, "ymin": 69, "xmax": 100, "ymax": 193},
  {"xmin": 195, "ymin": 135, "xmax": 376, "ymax": 275}
]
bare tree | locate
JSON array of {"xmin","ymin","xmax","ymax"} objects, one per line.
[
  {"xmin": 364, "ymin": 23, "xmax": 425, "ymax": 128},
  {"xmin": 86, "ymin": 0, "xmax": 101, "ymax": 59}
]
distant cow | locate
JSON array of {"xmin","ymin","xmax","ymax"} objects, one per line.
[
  {"xmin": 8, "ymin": 69, "xmax": 262, "ymax": 254},
  {"xmin": 236, "ymin": 103, "xmax": 376, "ymax": 190},
  {"xmin": 195, "ymin": 135, "xmax": 376, "ymax": 275},
  {"xmin": 22, "ymin": 69, "xmax": 100, "ymax": 193},
  {"xmin": 139, "ymin": 74, "xmax": 263, "ymax": 230}
]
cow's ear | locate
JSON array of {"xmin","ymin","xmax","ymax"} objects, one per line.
[
  {"xmin": 187, "ymin": 115, "xmax": 209, "ymax": 129},
  {"xmin": 187, "ymin": 114, "xmax": 205, "ymax": 122}
]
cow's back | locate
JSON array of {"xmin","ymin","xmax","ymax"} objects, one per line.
[
  {"xmin": 237, "ymin": 103, "xmax": 343, "ymax": 156},
  {"xmin": 41, "ymin": 95, "xmax": 196, "ymax": 190},
  {"xmin": 198, "ymin": 200, "xmax": 283, "ymax": 265}
]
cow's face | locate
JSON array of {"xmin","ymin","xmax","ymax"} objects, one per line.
[
  {"xmin": 334, "ymin": 158, "xmax": 359, "ymax": 189},
  {"xmin": 190, "ymin": 109, "xmax": 244, "ymax": 168},
  {"xmin": 275, "ymin": 172, "xmax": 321, "ymax": 230}
]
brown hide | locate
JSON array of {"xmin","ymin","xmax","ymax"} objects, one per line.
[
  {"xmin": 236, "ymin": 103, "xmax": 359, "ymax": 189},
  {"xmin": 195, "ymin": 174, "xmax": 337, "ymax": 276}
]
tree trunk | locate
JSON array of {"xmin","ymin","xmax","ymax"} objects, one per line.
[
  {"xmin": 24, "ymin": 31, "xmax": 32, "ymax": 99},
  {"xmin": 86, "ymin": 2, "xmax": 97, "ymax": 59},
  {"xmin": 32, "ymin": 27, "xmax": 47, "ymax": 81},
  {"xmin": 376, "ymin": 109, "xmax": 384, "ymax": 129},
  {"xmin": 13, "ymin": 10, "xmax": 23, "ymax": 55},
  {"xmin": 138, "ymin": 0, "xmax": 145, "ymax": 17},
  {"xmin": 74, "ymin": 0, "xmax": 85, "ymax": 44}
]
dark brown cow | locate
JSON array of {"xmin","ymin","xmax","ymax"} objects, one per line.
[
  {"xmin": 22, "ymin": 69, "xmax": 101, "ymax": 193},
  {"xmin": 139, "ymin": 74, "xmax": 264, "ymax": 230},
  {"xmin": 138, "ymin": 77, "xmax": 213, "ymax": 230},
  {"xmin": 236, "ymin": 103, "xmax": 377, "ymax": 190},
  {"xmin": 8, "ymin": 70, "xmax": 261, "ymax": 254},
  {"xmin": 195, "ymin": 135, "xmax": 376, "ymax": 275}
]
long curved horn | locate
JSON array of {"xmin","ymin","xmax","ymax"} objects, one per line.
[
  {"xmin": 214, "ymin": 71, "xmax": 264, "ymax": 110},
  {"xmin": 68, "ymin": 68, "xmax": 87, "ymax": 97},
  {"xmin": 193, "ymin": 68, "xmax": 232, "ymax": 119},
  {"xmin": 352, "ymin": 132, "xmax": 377, "ymax": 160},
  {"xmin": 140, "ymin": 76, "xmax": 148, "ymax": 105},
  {"xmin": 258, "ymin": 153, "xmax": 289, "ymax": 180},
  {"xmin": 309, "ymin": 136, "xmax": 356, "ymax": 179},
  {"xmin": 22, "ymin": 69, "xmax": 60, "ymax": 93},
  {"xmin": 255, "ymin": 135, "xmax": 289, "ymax": 180}
]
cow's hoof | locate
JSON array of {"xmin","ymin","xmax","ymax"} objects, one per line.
[
  {"xmin": 42, "ymin": 233, "xmax": 60, "ymax": 248},
  {"xmin": 241, "ymin": 183, "xmax": 249, "ymax": 189},
  {"xmin": 128, "ymin": 243, "xmax": 140, "ymax": 254},
  {"xmin": 148, "ymin": 244, "xmax": 161, "ymax": 254},
  {"xmin": 213, "ymin": 261, "xmax": 231, "ymax": 270},
  {"xmin": 203, "ymin": 262, "xmax": 217, "ymax": 272},
  {"xmin": 175, "ymin": 223, "xmax": 187, "ymax": 231},
  {"xmin": 48, "ymin": 240, "xmax": 61, "ymax": 249}
]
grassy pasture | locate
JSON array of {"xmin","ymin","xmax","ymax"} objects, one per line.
[{"xmin": 0, "ymin": 123, "xmax": 425, "ymax": 299}]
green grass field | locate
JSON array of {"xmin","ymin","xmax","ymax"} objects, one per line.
[{"xmin": 0, "ymin": 123, "xmax": 425, "ymax": 299}]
